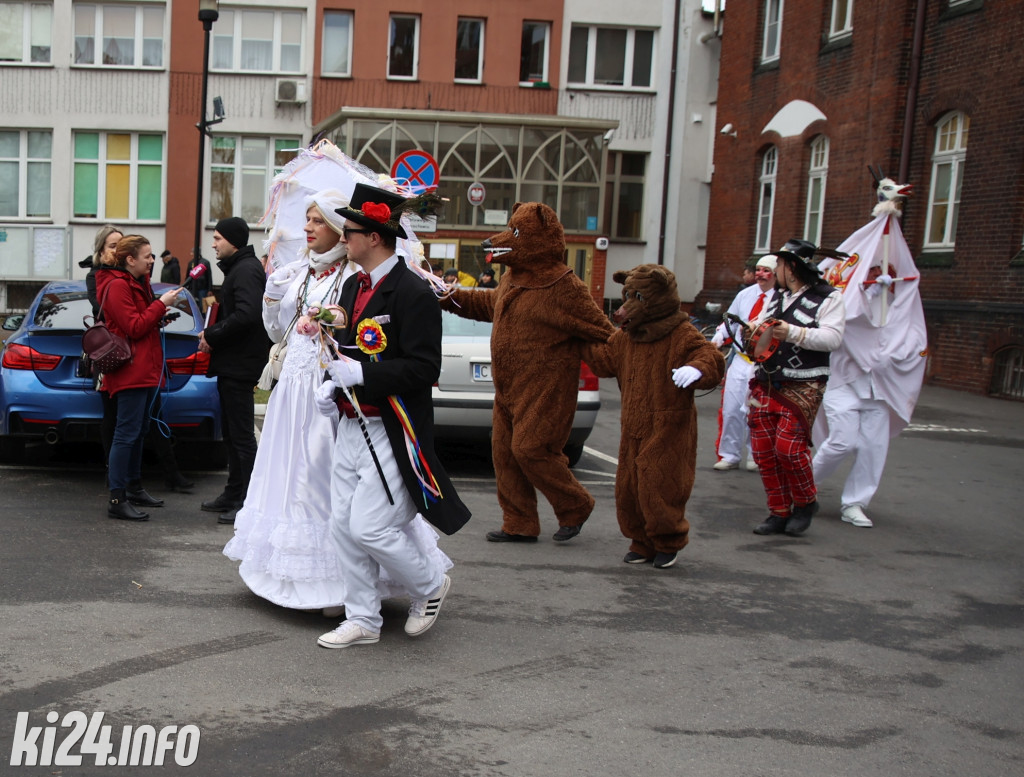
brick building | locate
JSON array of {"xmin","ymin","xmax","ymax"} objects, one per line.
[{"xmin": 701, "ymin": 0, "xmax": 1024, "ymax": 397}]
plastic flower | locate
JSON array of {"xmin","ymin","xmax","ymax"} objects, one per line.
[
  {"xmin": 296, "ymin": 315, "xmax": 318, "ymax": 336},
  {"xmin": 313, "ymin": 303, "xmax": 348, "ymax": 330},
  {"xmin": 363, "ymin": 202, "xmax": 391, "ymax": 223}
]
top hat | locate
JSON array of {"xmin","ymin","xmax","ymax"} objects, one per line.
[
  {"xmin": 335, "ymin": 183, "xmax": 409, "ymax": 240},
  {"xmin": 775, "ymin": 238, "xmax": 822, "ymax": 276}
]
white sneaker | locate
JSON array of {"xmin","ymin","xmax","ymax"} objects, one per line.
[
  {"xmin": 405, "ymin": 574, "xmax": 451, "ymax": 637},
  {"xmin": 713, "ymin": 459, "xmax": 740, "ymax": 471},
  {"xmin": 317, "ymin": 621, "xmax": 380, "ymax": 649},
  {"xmin": 745, "ymin": 460, "xmax": 759, "ymax": 472},
  {"xmin": 841, "ymin": 505, "xmax": 874, "ymax": 528},
  {"xmin": 321, "ymin": 606, "xmax": 345, "ymax": 618}
]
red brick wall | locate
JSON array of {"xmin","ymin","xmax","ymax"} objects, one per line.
[{"xmin": 704, "ymin": 0, "xmax": 1024, "ymax": 396}]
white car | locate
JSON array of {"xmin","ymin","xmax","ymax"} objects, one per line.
[{"xmin": 432, "ymin": 310, "xmax": 601, "ymax": 467}]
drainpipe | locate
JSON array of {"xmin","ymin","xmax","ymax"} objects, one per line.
[
  {"xmin": 899, "ymin": 0, "xmax": 928, "ymax": 183},
  {"xmin": 657, "ymin": 0, "xmax": 683, "ymax": 265}
]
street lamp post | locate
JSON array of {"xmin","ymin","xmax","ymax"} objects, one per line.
[{"xmin": 193, "ymin": 0, "xmax": 223, "ymax": 274}]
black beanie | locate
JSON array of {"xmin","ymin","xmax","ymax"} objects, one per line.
[{"xmin": 214, "ymin": 217, "xmax": 249, "ymax": 249}]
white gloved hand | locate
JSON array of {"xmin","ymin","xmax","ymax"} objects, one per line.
[
  {"xmin": 327, "ymin": 358, "xmax": 364, "ymax": 388},
  {"xmin": 672, "ymin": 365, "xmax": 702, "ymax": 389},
  {"xmin": 313, "ymin": 380, "xmax": 338, "ymax": 417},
  {"xmin": 875, "ymin": 273, "xmax": 894, "ymax": 287},
  {"xmin": 264, "ymin": 263, "xmax": 303, "ymax": 300}
]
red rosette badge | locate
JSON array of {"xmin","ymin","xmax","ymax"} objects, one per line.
[
  {"xmin": 356, "ymin": 319, "xmax": 387, "ymax": 355},
  {"xmin": 362, "ymin": 202, "xmax": 392, "ymax": 224}
]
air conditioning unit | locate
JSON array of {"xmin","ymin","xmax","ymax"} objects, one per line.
[{"xmin": 275, "ymin": 78, "xmax": 307, "ymax": 104}]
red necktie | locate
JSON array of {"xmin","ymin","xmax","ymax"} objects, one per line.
[
  {"xmin": 748, "ymin": 291, "xmax": 766, "ymax": 321},
  {"xmin": 352, "ymin": 272, "xmax": 376, "ymax": 322}
]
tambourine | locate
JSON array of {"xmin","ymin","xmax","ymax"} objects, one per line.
[{"xmin": 744, "ymin": 318, "xmax": 781, "ymax": 363}]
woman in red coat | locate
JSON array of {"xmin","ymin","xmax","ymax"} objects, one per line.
[{"xmin": 95, "ymin": 235, "xmax": 183, "ymax": 520}]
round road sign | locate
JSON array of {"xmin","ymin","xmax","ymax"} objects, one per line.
[
  {"xmin": 467, "ymin": 182, "xmax": 486, "ymax": 206},
  {"xmin": 391, "ymin": 150, "xmax": 439, "ymax": 194}
]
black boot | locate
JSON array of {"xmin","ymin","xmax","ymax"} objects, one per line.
[
  {"xmin": 109, "ymin": 489, "xmax": 149, "ymax": 521},
  {"xmin": 753, "ymin": 514, "xmax": 788, "ymax": 535},
  {"xmin": 785, "ymin": 501, "xmax": 819, "ymax": 536},
  {"xmin": 126, "ymin": 481, "xmax": 164, "ymax": 507},
  {"xmin": 165, "ymin": 471, "xmax": 195, "ymax": 493}
]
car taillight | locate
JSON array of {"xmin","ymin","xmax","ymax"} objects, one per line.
[
  {"xmin": 1, "ymin": 343, "xmax": 61, "ymax": 371},
  {"xmin": 579, "ymin": 362, "xmax": 599, "ymax": 391},
  {"xmin": 166, "ymin": 350, "xmax": 210, "ymax": 375}
]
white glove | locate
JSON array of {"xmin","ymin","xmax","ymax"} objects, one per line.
[
  {"xmin": 875, "ymin": 273, "xmax": 894, "ymax": 287},
  {"xmin": 672, "ymin": 365, "xmax": 702, "ymax": 389},
  {"xmin": 313, "ymin": 380, "xmax": 338, "ymax": 417},
  {"xmin": 264, "ymin": 263, "xmax": 302, "ymax": 300},
  {"xmin": 327, "ymin": 358, "xmax": 364, "ymax": 388}
]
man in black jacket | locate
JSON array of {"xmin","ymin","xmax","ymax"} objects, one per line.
[{"xmin": 198, "ymin": 217, "xmax": 270, "ymax": 521}]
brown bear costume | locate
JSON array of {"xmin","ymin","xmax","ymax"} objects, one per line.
[
  {"xmin": 442, "ymin": 202, "xmax": 614, "ymax": 540},
  {"xmin": 582, "ymin": 265, "xmax": 725, "ymax": 564}
]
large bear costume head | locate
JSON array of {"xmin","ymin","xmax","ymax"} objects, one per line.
[
  {"xmin": 612, "ymin": 264, "xmax": 689, "ymax": 343},
  {"xmin": 482, "ymin": 202, "xmax": 571, "ymax": 287}
]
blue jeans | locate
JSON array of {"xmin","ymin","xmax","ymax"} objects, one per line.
[{"xmin": 108, "ymin": 387, "xmax": 158, "ymax": 491}]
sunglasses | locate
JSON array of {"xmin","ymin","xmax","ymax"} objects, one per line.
[{"xmin": 342, "ymin": 227, "xmax": 371, "ymax": 238}]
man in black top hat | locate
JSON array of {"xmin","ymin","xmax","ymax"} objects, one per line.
[
  {"xmin": 199, "ymin": 216, "xmax": 271, "ymax": 521},
  {"xmin": 747, "ymin": 239, "xmax": 845, "ymax": 538},
  {"xmin": 314, "ymin": 183, "xmax": 469, "ymax": 650}
]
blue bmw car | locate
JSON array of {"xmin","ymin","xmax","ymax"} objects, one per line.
[{"xmin": 0, "ymin": 280, "xmax": 221, "ymax": 459}]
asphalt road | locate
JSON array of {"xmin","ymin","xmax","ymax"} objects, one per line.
[{"xmin": 0, "ymin": 380, "xmax": 1021, "ymax": 776}]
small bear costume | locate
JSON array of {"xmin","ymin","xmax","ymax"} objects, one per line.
[
  {"xmin": 442, "ymin": 202, "xmax": 615, "ymax": 538},
  {"xmin": 582, "ymin": 265, "xmax": 725, "ymax": 560}
]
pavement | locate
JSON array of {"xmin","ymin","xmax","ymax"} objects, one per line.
[{"xmin": 0, "ymin": 380, "xmax": 1021, "ymax": 776}]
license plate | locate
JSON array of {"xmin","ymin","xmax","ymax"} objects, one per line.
[{"xmin": 472, "ymin": 362, "xmax": 491, "ymax": 382}]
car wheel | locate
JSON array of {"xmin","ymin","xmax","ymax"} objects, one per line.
[{"xmin": 563, "ymin": 442, "xmax": 584, "ymax": 468}]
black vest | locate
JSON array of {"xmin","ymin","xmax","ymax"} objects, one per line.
[{"xmin": 757, "ymin": 284, "xmax": 835, "ymax": 382}]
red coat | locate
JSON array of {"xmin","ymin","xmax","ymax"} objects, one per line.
[{"xmin": 94, "ymin": 268, "xmax": 167, "ymax": 396}]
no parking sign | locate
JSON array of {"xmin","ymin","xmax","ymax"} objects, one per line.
[{"xmin": 391, "ymin": 150, "xmax": 439, "ymax": 194}]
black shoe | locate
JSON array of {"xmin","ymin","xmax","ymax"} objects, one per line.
[
  {"xmin": 165, "ymin": 472, "xmax": 195, "ymax": 493},
  {"xmin": 217, "ymin": 512, "xmax": 236, "ymax": 525},
  {"xmin": 653, "ymin": 552, "xmax": 678, "ymax": 569},
  {"xmin": 108, "ymin": 490, "xmax": 149, "ymax": 521},
  {"xmin": 125, "ymin": 487, "xmax": 164, "ymax": 507},
  {"xmin": 486, "ymin": 529, "xmax": 538, "ymax": 543},
  {"xmin": 785, "ymin": 501, "xmax": 819, "ymax": 536},
  {"xmin": 202, "ymin": 495, "xmax": 244, "ymax": 513},
  {"xmin": 553, "ymin": 525, "xmax": 582, "ymax": 542},
  {"xmin": 753, "ymin": 514, "xmax": 788, "ymax": 535},
  {"xmin": 623, "ymin": 551, "xmax": 653, "ymax": 564}
]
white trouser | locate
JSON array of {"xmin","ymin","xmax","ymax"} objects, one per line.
[
  {"xmin": 330, "ymin": 415, "xmax": 443, "ymax": 632},
  {"xmin": 718, "ymin": 355, "xmax": 755, "ymax": 463},
  {"xmin": 812, "ymin": 383, "xmax": 890, "ymax": 509}
]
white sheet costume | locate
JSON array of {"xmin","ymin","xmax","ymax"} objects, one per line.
[
  {"xmin": 223, "ymin": 185, "xmax": 451, "ymax": 609},
  {"xmin": 812, "ymin": 210, "xmax": 927, "ymax": 523},
  {"xmin": 712, "ymin": 282, "xmax": 776, "ymax": 467}
]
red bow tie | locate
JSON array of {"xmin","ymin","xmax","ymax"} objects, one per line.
[{"xmin": 358, "ymin": 272, "xmax": 372, "ymax": 291}]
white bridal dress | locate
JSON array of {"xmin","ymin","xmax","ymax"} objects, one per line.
[{"xmin": 223, "ymin": 249, "xmax": 452, "ymax": 609}]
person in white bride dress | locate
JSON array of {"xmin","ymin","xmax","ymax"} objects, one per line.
[{"xmin": 223, "ymin": 189, "xmax": 451, "ymax": 614}]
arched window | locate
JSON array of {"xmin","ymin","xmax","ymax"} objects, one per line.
[
  {"xmin": 990, "ymin": 346, "xmax": 1024, "ymax": 399},
  {"xmin": 924, "ymin": 111, "xmax": 969, "ymax": 249},
  {"xmin": 755, "ymin": 147, "xmax": 778, "ymax": 252},
  {"xmin": 804, "ymin": 136, "xmax": 829, "ymax": 246}
]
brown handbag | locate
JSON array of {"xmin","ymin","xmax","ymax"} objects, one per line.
[{"xmin": 82, "ymin": 285, "xmax": 132, "ymax": 374}]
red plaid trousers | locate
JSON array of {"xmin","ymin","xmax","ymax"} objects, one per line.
[{"xmin": 747, "ymin": 382, "xmax": 817, "ymax": 517}]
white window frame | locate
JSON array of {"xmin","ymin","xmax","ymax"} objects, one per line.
[
  {"xmin": 72, "ymin": 2, "xmax": 165, "ymax": 69},
  {"xmin": 454, "ymin": 17, "xmax": 484, "ymax": 84},
  {"xmin": 211, "ymin": 7, "xmax": 305, "ymax": 74},
  {"xmin": 803, "ymin": 136, "xmax": 829, "ymax": 247},
  {"xmin": 829, "ymin": 0, "xmax": 853, "ymax": 38},
  {"xmin": 0, "ymin": 129, "xmax": 51, "ymax": 219},
  {"xmin": 72, "ymin": 131, "xmax": 165, "ymax": 222},
  {"xmin": 208, "ymin": 135, "xmax": 299, "ymax": 225},
  {"xmin": 762, "ymin": 0, "xmax": 783, "ymax": 63},
  {"xmin": 0, "ymin": 2, "xmax": 52, "ymax": 65},
  {"xmin": 520, "ymin": 20, "xmax": 550, "ymax": 85},
  {"xmin": 567, "ymin": 25, "xmax": 656, "ymax": 91},
  {"xmin": 387, "ymin": 14, "xmax": 420, "ymax": 81},
  {"xmin": 755, "ymin": 147, "xmax": 778, "ymax": 252},
  {"xmin": 924, "ymin": 111, "xmax": 969, "ymax": 249},
  {"xmin": 321, "ymin": 10, "xmax": 352, "ymax": 77}
]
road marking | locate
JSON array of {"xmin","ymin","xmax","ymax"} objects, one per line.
[
  {"xmin": 583, "ymin": 446, "xmax": 619, "ymax": 466},
  {"xmin": 905, "ymin": 423, "xmax": 987, "ymax": 433}
]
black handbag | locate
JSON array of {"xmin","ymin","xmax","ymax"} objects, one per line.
[{"xmin": 82, "ymin": 285, "xmax": 132, "ymax": 374}]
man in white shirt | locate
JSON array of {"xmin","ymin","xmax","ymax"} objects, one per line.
[
  {"xmin": 748, "ymin": 239, "xmax": 845, "ymax": 537},
  {"xmin": 712, "ymin": 255, "xmax": 778, "ymax": 471}
]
